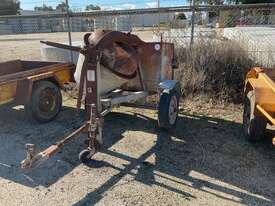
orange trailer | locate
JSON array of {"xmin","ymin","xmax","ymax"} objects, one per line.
[{"xmin": 243, "ymin": 67, "xmax": 275, "ymax": 144}]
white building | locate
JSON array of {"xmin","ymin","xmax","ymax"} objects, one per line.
[{"xmin": 0, "ymin": 11, "xmax": 178, "ymax": 34}]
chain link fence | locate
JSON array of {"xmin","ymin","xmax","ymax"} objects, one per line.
[
  {"xmin": 0, "ymin": 3, "xmax": 275, "ymax": 67},
  {"xmin": 162, "ymin": 4, "xmax": 275, "ymax": 68}
]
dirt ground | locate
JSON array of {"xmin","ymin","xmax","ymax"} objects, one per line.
[
  {"xmin": 0, "ymin": 33, "xmax": 275, "ymax": 206},
  {"xmin": 1, "ymin": 97, "xmax": 275, "ymax": 206}
]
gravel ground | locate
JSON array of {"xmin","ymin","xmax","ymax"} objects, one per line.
[
  {"xmin": 0, "ymin": 32, "xmax": 275, "ymax": 206},
  {"xmin": 0, "ymin": 96, "xmax": 275, "ymax": 206}
]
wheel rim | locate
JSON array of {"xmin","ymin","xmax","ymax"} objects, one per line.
[
  {"xmin": 38, "ymin": 88, "xmax": 56, "ymax": 113},
  {"xmin": 168, "ymin": 95, "xmax": 178, "ymax": 125}
]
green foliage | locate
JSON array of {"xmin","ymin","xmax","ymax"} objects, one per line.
[
  {"xmin": 0, "ymin": 0, "xmax": 20, "ymax": 16},
  {"xmin": 188, "ymin": 0, "xmax": 275, "ymax": 4},
  {"xmin": 240, "ymin": 0, "xmax": 275, "ymax": 3},
  {"xmin": 56, "ymin": 2, "xmax": 67, "ymax": 12},
  {"xmin": 34, "ymin": 4, "xmax": 54, "ymax": 11},
  {"xmin": 187, "ymin": 0, "xmax": 225, "ymax": 5},
  {"xmin": 85, "ymin": 4, "xmax": 101, "ymax": 11}
]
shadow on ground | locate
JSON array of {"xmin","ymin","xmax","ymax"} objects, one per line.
[{"xmin": 0, "ymin": 105, "xmax": 275, "ymax": 205}]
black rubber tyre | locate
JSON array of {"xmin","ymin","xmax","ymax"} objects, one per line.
[
  {"xmin": 25, "ymin": 81, "xmax": 62, "ymax": 123},
  {"xmin": 79, "ymin": 149, "xmax": 92, "ymax": 163},
  {"xmin": 158, "ymin": 90, "xmax": 180, "ymax": 130},
  {"xmin": 243, "ymin": 91, "xmax": 267, "ymax": 142}
]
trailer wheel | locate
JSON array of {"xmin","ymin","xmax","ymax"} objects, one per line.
[
  {"xmin": 26, "ymin": 81, "xmax": 62, "ymax": 123},
  {"xmin": 158, "ymin": 90, "xmax": 180, "ymax": 130},
  {"xmin": 79, "ymin": 149, "xmax": 91, "ymax": 163},
  {"xmin": 79, "ymin": 148, "xmax": 97, "ymax": 163},
  {"xmin": 243, "ymin": 91, "xmax": 267, "ymax": 142}
]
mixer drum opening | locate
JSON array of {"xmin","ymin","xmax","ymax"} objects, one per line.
[{"xmin": 100, "ymin": 42, "xmax": 138, "ymax": 79}]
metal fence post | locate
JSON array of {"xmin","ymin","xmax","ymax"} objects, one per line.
[
  {"xmin": 94, "ymin": 18, "xmax": 96, "ymax": 31},
  {"xmin": 158, "ymin": 0, "xmax": 160, "ymax": 33},
  {"xmin": 190, "ymin": 0, "xmax": 196, "ymax": 47},
  {"xmin": 65, "ymin": 0, "xmax": 73, "ymax": 63}
]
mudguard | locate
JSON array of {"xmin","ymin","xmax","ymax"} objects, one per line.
[{"xmin": 159, "ymin": 80, "xmax": 181, "ymax": 95}]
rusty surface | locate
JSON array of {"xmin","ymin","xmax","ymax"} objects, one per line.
[
  {"xmin": 88, "ymin": 30, "xmax": 174, "ymax": 91},
  {"xmin": 90, "ymin": 30, "xmax": 174, "ymax": 86},
  {"xmin": 88, "ymin": 30, "xmax": 140, "ymax": 79},
  {"xmin": 42, "ymin": 29, "xmax": 175, "ymax": 92},
  {"xmin": 123, "ymin": 42, "xmax": 174, "ymax": 92},
  {"xmin": 40, "ymin": 41, "xmax": 81, "ymax": 52},
  {"xmin": 0, "ymin": 61, "xmax": 74, "ymax": 85},
  {"xmin": 0, "ymin": 82, "xmax": 17, "ymax": 105},
  {"xmin": 21, "ymin": 122, "xmax": 88, "ymax": 169}
]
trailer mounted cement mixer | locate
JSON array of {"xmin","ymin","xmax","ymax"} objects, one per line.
[{"xmin": 21, "ymin": 30, "xmax": 181, "ymax": 169}]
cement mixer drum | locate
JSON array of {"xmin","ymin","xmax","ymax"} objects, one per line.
[
  {"xmin": 88, "ymin": 30, "xmax": 139, "ymax": 79},
  {"xmin": 41, "ymin": 29, "xmax": 175, "ymax": 94},
  {"xmin": 82, "ymin": 29, "xmax": 175, "ymax": 93}
]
